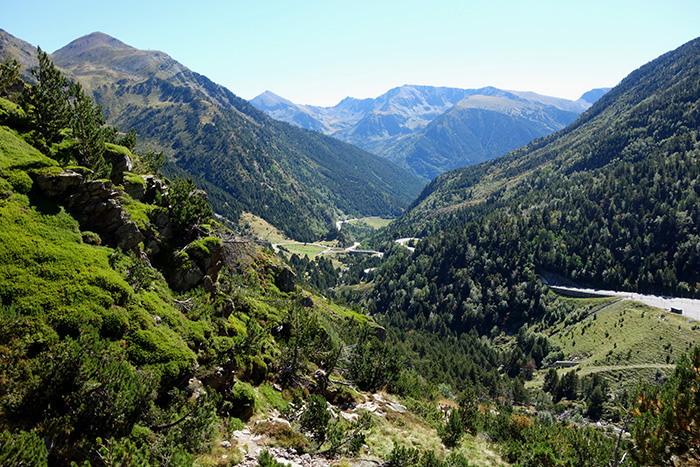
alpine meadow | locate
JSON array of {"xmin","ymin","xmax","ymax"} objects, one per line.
[{"xmin": 1, "ymin": 25, "xmax": 700, "ymax": 467}]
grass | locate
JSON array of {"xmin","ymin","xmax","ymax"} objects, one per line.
[
  {"xmin": 545, "ymin": 297, "xmax": 700, "ymax": 392},
  {"xmin": 363, "ymin": 398, "xmax": 506, "ymax": 467},
  {"xmin": 241, "ymin": 211, "xmax": 290, "ymax": 244},
  {"xmin": 0, "ymin": 125, "xmax": 58, "ymax": 171},
  {"xmin": 278, "ymin": 243, "xmax": 327, "ymax": 258},
  {"xmin": 346, "ymin": 217, "xmax": 394, "ymax": 230}
]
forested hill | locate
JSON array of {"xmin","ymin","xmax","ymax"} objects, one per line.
[
  {"xmin": 0, "ymin": 30, "xmax": 424, "ymax": 242},
  {"xmin": 366, "ymin": 36, "xmax": 700, "ymax": 337}
]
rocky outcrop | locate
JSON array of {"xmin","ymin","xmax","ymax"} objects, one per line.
[
  {"xmin": 168, "ymin": 237, "xmax": 223, "ymax": 291},
  {"xmin": 275, "ymin": 266, "xmax": 297, "ymax": 293},
  {"xmin": 33, "ymin": 170, "xmax": 143, "ymax": 250},
  {"xmin": 103, "ymin": 146, "xmax": 133, "ymax": 184},
  {"xmin": 34, "ymin": 170, "xmax": 83, "ymax": 197}
]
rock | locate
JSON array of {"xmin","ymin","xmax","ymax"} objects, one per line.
[
  {"xmin": 221, "ymin": 440, "xmax": 232, "ymax": 449},
  {"xmin": 124, "ymin": 175, "xmax": 146, "ymax": 200},
  {"xmin": 221, "ymin": 298, "xmax": 235, "ymax": 318},
  {"xmin": 142, "ymin": 175, "xmax": 168, "ymax": 204},
  {"xmin": 34, "ymin": 170, "xmax": 83, "ymax": 197},
  {"xmin": 103, "ymin": 146, "xmax": 133, "ymax": 184},
  {"xmin": 301, "ymin": 295, "xmax": 314, "ymax": 307},
  {"xmin": 169, "ymin": 260, "xmax": 205, "ymax": 292},
  {"xmin": 35, "ymin": 171, "xmax": 144, "ymax": 251},
  {"xmin": 371, "ymin": 324, "xmax": 387, "ymax": 342},
  {"xmin": 275, "ymin": 266, "xmax": 296, "ymax": 293}
]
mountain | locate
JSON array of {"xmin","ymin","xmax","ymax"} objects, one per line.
[
  {"xmin": 0, "ymin": 31, "xmax": 424, "ymax": 242},
  {"xmin": 251, "ymin": 85, "xmax": 602, "ymax": 179},
  {"xmin": 379, "ymin": 88, "xmax": 590, "ymax": 179},
  {"xmin": 368, "ymin": 36, "xmax": 700, "ymax": 341},
  {"xmin": 578, "ymin": 87, "xmax": 612, "ymax": 105}
]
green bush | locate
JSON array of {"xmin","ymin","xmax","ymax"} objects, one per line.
[
  {"xmin": 299, "ymin": 394, "xmax": 331, "ymax": 446},
  {"xmin": 5, "ymin": 169, "xmax": 32, "ymax": 193},
  {"xmin": 229, "ymin": 381, "xmax": 256, "ymax": 419},
  {"xmin": 100, "ymin": 307, "xmax": 129, "ymax": 339},
  {"xmin": 257, "ymin": 449, "xmax": 286, "ymax": 467},
  {"xmin": 0, "ymin": 429, "xmax": 48, "ymax": 467}
]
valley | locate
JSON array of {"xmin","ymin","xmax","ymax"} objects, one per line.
[{"xmin": 1, "ymin": 27, "xmax": 700, "ymax": 467}]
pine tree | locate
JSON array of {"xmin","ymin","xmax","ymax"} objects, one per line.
[
  {"xmin": 0, "ymin": 57, "xmax": 21, "ymax": 97},
  {"xmin": 21, "ymin": 47, "xmax": 70, "ymax": 145},
  {"xmin": 67, "ymin": 80, "xmax": 109, "ymax": 178}
]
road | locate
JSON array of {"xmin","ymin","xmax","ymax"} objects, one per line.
[
  {"xmin": 547, "ymin": 284, "xmax": 700, "ymax": 321},
  {"xmin": 395, "ymin": 237, "xmax": 420, "ymax": 252},
  {"xmin": 273, "ymin": 241, "xmax": 383, "ymax": 257}
]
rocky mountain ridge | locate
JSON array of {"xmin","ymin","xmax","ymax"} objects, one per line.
[{"xmin": 251, "ymin": 85, "xmax": 606, "ymax": 179}]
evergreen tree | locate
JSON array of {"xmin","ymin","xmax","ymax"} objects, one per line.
[
  {"xmin": 68, "ymin": 80, "xmax": 109, "ymax": 178},
  {"xmin": 21, "ymin": 47, "xmax": 70, "ymax": 144},
  {"xmin": 0, "ymin": 57, "xmax": 21, "ymax": 97}
]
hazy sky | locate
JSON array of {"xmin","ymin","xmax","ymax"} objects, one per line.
[{"xmin": 4, "ymin": 0, "xmax": 700, "ymax": 106}]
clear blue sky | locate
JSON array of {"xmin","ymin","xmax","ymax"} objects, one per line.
[{"xmin": 4, "ymin": 0, "xmax": 700, "ymax": 106}]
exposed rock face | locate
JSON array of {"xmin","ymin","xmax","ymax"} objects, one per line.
[
  {"xmin": 33, "ymin": 170, "xmax": 143, "ymax": 250},
  {"xmin": 34, "ymin": 170, "xmax": 83, "ymax": 197},
  {"xmin": 275, "ymin": 266, "xmax": 296, "ymax": 293},
  {"xmin": 168, "ymin": 237, "xmax": 224, "ymax": 292},
  {"xmin": 123, "ymin": 176, "xmax": 146, "ymax": 200},
  {"xmin": 66, "ymin": 179, "xmax": 144, "ymax": 250},
  {"xmin": 103, "ymin": 147, "xmax": 133, "ymax": 184}
]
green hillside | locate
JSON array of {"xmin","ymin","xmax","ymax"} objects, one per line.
[{"xmin": 381, "ymin": 36, "xmax": 700, "ymax": 298}]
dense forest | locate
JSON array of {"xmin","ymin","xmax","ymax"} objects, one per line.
[{"xmin": 378, "ymin": 36, "xmax": 700, "ymax": 301}]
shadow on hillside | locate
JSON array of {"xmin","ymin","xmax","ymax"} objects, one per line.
[{"xmin": 28, "ymin": 190, "xmax": 62, "ymax": 216}]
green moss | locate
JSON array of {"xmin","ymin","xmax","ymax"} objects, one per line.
[
  {"xmin": 0, "ymin": 126, "xmax": 58, "ymax": 171},
  {"xmin": 185, "ymin": 236, "xmax": 222, "ymax": 259},
  {"xmin": 4, "ymin": 170, "xmax": 32, "ymax": 193},
  {"xmin": 257, "ymin": 383, "xmax": 290, "ymax": 413},
  {"xmin": 125, "ymin": 327, "xmax": 196, "ymax": 379},
  {"xmin": 0, "ymin": 97, "xmax": 24, "ymax": 116},
  {"xmin": 104, "ymin": 142, "xmax": 135, "ymax": 158},
  {"xmin": 121, "ymin": 195, "xmax": 163, "ymax": 231},
  {"xmin": 124, "ymin": 172, "xmax": 146, "ymax": 188},
  {"xmin": 0, "ymin": 199, "xmax": 133, "ymax": 318}
]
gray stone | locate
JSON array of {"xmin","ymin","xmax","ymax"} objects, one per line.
[{"xmin": 34, "ymin": 171, "xmax": 83, "ymax": 197}]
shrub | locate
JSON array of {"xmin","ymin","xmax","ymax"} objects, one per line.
[
  {"xmin": 257, "ymin": 449, "xmax": 286, "ymax": 467},
  {"xmin": 229, "ymin": 381, "xmax": 256, "ymax": 419},
  {"xmin": 5, "ymin": 169, "xmax": 32, "ymax": 193},
  {"xmin": 299, "ymin": 394, "xmax": 331, "ymax": 446}
]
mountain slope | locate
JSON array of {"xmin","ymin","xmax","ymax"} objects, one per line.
[
  {"xmin": 381, "ymin": 90, "xmax": 583, "ymax": 179},
  {"xmin": 1, "ymin": 31, "xmax": 424, "ymax": 242},
  {"xmin": 252, "ymin": 85, "xmax": 595, "ymax": 179},
  {"xmin": 371, "ymin": 34, "xmax": 700, "ymax": 340}
]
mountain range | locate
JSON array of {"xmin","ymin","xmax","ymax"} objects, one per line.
[
  {"xmin": 251, "ymin": 85, "xmax": 610, "ymax": 179},
  {"xmin": 0, "ymin": 30, "xmax": 424, "ymax": 242}
]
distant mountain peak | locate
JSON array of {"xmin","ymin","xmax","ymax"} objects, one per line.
[
  {"xmin": 58, "ymin": 31, "xmax": 133, "ymax": 54},
  {"xmin": 51, "ymin": 32, "xmax": 185, "ymax": 83},
  {"xmin": 250, "ymin": 91, "xmax": 296, "ymax": 108}
]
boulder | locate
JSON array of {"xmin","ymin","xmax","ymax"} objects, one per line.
[
  {"xmin": 124, "ymin": 175, "xmax": 146, "ymax": 200},
  {"xmin": 103, "ymin": 146, "xmax": 133, "ymax": 184},
  {"xmin": 275, "ymin": 266, "xmax": 296, "ymax": 293},
  {"xmin": 33, "ymin": 170, "xmax": 83, "ymax": 197}
]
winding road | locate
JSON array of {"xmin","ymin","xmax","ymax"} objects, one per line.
[{"xmin": 547, "ymin": 284, "xmax": 700, "ymax": 321}]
